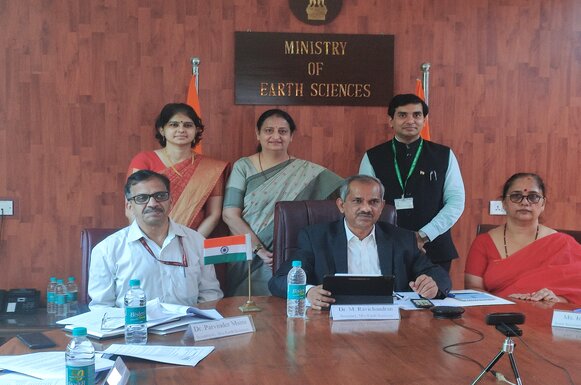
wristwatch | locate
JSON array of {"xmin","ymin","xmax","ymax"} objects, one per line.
[{"xmin": 253, "ymin": 244, "xmax": 263, "ymax": 255}]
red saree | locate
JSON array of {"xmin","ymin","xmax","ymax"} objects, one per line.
[{"xmin": 465, "ymin": 232, "xmax": 581, "ymax": 304}]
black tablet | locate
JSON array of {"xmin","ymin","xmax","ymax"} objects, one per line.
[{"xmin": 323, "ymin": 275, "xmax": 395, "ymax": 305}]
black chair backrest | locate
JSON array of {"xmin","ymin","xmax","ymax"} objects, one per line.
[
  {"xmin": 272, "ymin": 200, "xmax": 397, "ymax": 273},
  {"xmin": 80, "ymin": 228, "xmax": 118, "ymax": 305}
]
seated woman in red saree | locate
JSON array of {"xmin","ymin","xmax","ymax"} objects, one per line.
[
  {"xmin": 465, "ymin": 173, "xmax": 581, "ymax": 304},
  {"xmin": 128, "ymin": 103, "xmax": 228, "ymax": 237}
]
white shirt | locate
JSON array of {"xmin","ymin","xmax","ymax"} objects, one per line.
[
  {"xmin": 344, "ymin": 220, "xmax": 381, "ymax": 275},
  {"xmin": 359, "ymin": 148, "xmax": 465, "ymax": 242},
  {"xmin": 88, "ymin": 219, "xmax": 223, "ymax": 308}
]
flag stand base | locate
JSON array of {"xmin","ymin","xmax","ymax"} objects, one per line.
[{"xmin": 239, "ymin": 300, "xmax": 261, "ymax": 312}]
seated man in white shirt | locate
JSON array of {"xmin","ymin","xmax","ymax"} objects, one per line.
[
  {"xmin": 268, "ymin": 175, "xmax": 451, "ymax": 310},
  {"xmin": 88, "ymin": 170, "xmax": 223, "ymax": 308}
]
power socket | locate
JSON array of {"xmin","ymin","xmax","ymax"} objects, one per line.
[
  {"xmin": 0, "ymin": 200, "xmax": 14, "ymax": 216},
  {"xmin": 489, "ymin": 201, "xmax": 506, "ymax": 216}
]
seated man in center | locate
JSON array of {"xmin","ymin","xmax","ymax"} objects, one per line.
[
  {"xmin": 269, "ymin": 175, "xmax": 451, "ymax": 309},
  {"xmin": 89, "ymin": 170, "xmax": 223, "ymax": 308}
]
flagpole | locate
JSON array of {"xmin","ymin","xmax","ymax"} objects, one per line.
[
  {"xmin": 421, "ymin": 62, "xmax": 430, "ymax": 105},
  {"xmin": 191, "ymin": 57, "xmax": 200, "ymax": 91},
  {"xmin": 239, "ymin": 259, "xmax": 261, "ymax": 312},
  {"xmin": 189, "ymin": 57, "xmax": 203, "ymax": 153},
  {"xmin": 247, "ymin": 261, "xmax": 252, "ymax": 300}
]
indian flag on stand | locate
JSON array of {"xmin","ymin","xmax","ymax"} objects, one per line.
[{"xmin": 203, "ymin": 234, "xmax": 252, "ymax": 265}]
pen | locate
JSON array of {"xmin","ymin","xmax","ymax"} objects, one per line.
[
  {"xmin": 447, "ymin": 293, "xmax": 455, "ymax": 298},
  {"xmin": 393, "ymin": 292, "xmax": 404, "ymax": 300}
]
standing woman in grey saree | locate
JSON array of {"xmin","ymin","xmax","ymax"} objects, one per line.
[{"xmin": 222, "ymin": 109, "xmax": 344, "ymax": 296}]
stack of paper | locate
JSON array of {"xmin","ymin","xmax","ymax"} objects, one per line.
[
  {"xmin": 57, "ymin": 299, "xmax": 222, "ymax": 339},
  {"xmin": 0, "ymin": 346, "xmax": 213, "ymax": 384},
  {"xmin": 103, "ymin": 344, "xmax": 214, "ymax": 366},
  {"xmin": 0, "ymin": 351, "xmax": 114, "ymax": 384}
]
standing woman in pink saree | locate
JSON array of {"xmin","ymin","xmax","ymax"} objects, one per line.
[
  {"xmin": 128, "ymin": 103, "xmax": 229, "ymax": 237},
  {"xmin": 465, "ymin": 173, "xmax": 581, "ymax": 303}
]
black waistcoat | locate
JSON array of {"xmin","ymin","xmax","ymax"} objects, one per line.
[{"xmin": 366, "ymin": 139, "xmax": 459, "ymax": 262}]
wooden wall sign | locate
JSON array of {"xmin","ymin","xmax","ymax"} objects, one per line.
[{"xmin": 235, "ymin": 32, "xmax": 394, "ymax": 106}]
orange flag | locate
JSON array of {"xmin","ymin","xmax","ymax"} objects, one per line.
[
  {"xmin": 187, "ymin": 74, "xmax": 203, "ymax": 153},
  {"xmin": 415, "ymin": 79, "xmax": 431, "ymax": 141}
]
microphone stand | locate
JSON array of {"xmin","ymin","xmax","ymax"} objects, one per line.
[{"xmin": 471, "ymin": 324, "xmax": 523, "ymax": 385}]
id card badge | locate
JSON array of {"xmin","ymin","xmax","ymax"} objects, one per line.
[{"xmin": 394, "ymin": 197, "xmax": 414, "ymax": 210}]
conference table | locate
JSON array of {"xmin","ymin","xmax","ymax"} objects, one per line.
[{"xmin": 1, "ymin": 296, "xmax": 580, "ymax": 384}]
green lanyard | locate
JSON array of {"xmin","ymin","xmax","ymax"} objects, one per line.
[{"xmin": 392, "ymin": 138, "xmax": 423, "ymax": 198}]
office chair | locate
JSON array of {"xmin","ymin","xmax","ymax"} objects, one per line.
[
  {"xmin": 80, "ymin": 228, "xmax": 118, "ymax": 304},
  {"xmin": 272, "ymin": 200, "xmax": 397, "ymax": 273}
]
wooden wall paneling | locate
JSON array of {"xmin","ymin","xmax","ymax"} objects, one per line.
[{"xmin": 2, "ymin": 0, "xmax": 581, "ymax": 295}]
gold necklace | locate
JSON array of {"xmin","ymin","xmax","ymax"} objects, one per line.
[{"xmin": 163, "ymin": 147, "xmax": 194, "ymax": 177}]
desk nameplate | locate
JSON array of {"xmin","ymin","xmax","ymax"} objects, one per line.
[
  {"xmin": 330, "ymin": 304, "xmax": 400, "ymax": 321},
  {"xmin": 552, "ymin": 309, "xmax": 581, "ymax": 330},
  {"xmin": 190, "ymin": 316, "xmax": 255, "ymax": 341},
  {"xmin": 104, "ymin": 357, "xmax": 129, "ymax": 385}
]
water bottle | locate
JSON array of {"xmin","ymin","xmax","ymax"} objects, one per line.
[
  {"xmin": 47, "ymin": 277, "xmax": 57, "ymax": 314},
  {"xmin": 55, "ymin": 279, "xmax": 68, "ymax": 318},
  {"xmin": 124, "ymin": 279, "xmax": 147, "ymax": 344},
  {"xmin": 287, "ymin": 260, "xmax": 306, "ymax": 318},
  {"xmin": 66, "ymin": 327, "xmax": 95, "ymax": 385},
  {"xmin": 66, "ymin": 276, "xmax": 79, "ymax": 315}
]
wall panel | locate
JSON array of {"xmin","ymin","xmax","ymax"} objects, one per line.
[{"xmin": 1, "ymin": 0, "xmax": 580, "ymax": 293}]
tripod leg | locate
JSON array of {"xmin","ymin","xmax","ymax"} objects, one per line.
[
  {"xmin": 508, "ymin": 352, "xmax": 523, "ymax": 385},
  {"xmin": 471, "ymin": 350, "xmax": 505, "ymax": 385}
]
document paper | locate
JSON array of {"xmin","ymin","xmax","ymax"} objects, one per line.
[
  {"xmin": 0, "ymin": 351, "xmax": 114, "ymax": 380},
  {"xmin": 103, "ymin": 344, "xmax": 214, "ymax": 367}
]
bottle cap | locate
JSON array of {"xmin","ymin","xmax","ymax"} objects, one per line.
[
  {"xmin": 292, "ymin": 260, "xmax": 302, "ymax": 268},
  {"xmin": 50, "ymin": 277, "xmax": 57, "ymax": 282},
  {"xmin": 68, "ymin": 276, "xmax": 75, "ymax": 282},
  {"xmin": 129, "ymin": 279, "xmax": 141, "ymax": 287},
  {"xmin": 72, "ymin": 327, "xmax": 87, "ymax": 337},
  {"xmin": 57, "ymin": 279, "xmax": 64, "ymax": 284}
]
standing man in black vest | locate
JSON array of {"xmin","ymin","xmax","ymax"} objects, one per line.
[{"xmin": 359, "ymin": 94, "xmax": 465, "ymax": 272}]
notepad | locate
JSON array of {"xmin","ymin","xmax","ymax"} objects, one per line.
[{"xmin": 453, "ymin": 292, "xmax": 496, "ymax": 301}]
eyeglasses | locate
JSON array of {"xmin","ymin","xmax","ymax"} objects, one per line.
[
  {"xmin": 166, "ymin": 121, "xmax": 196, "ymax": 129},
  {"xmin": 127, "ymin": 191, "xmax": 170, "ymax": 205},
  {"xmin": 506, "ymin": 193, "xmax": 544, "ymax": 204},
  {"xmin": 100, "ymin": 312, "xmax": 124, "ymax": 331}
]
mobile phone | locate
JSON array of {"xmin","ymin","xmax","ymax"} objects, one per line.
[
  {"xmin": 16, "ymin": 332, "xmax": 57, "ymax": 349},
  {"xmin": 411, "ymin": 298, "xmax": 434, "ymax": 309}
]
